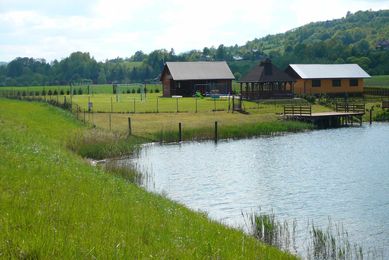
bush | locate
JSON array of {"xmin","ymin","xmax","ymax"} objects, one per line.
[
  {"xmin": 131, "ymin": 88, "xmax": 136, "ymax": 94},
  {"xmin": 35, "ymin": 91, "xmax": 40, "ymax": 96},
  {"xmin": 48, "ymin": 89, "xmax": 53, "ymax": 96},
  {"xmin": 66, "ymin": 90, "xmax": 70, "ymax": 95},
  {"xmin": 302, "ymin": 95, "xmax": 316, "ymax": 104},
  {"xmin": 53, "ymin": 89, "xmax": 58, "ymax": 95},
  {"xmin": 60, "ymin": 89, "xmax": 65, "ymax": 95},
  {"xmin": 155, "ymin": 88, "xmax": 160, "ymax": 93},
  {"xmin": 136, "ymin": 88, "xmax": 141, "ymax": 93},
  {"xmin": 41, "ymin": 89, "xmax": 46, "ymax": 96},
  {"xmin": 78, "ymin": 88, "xmax": 83, "ymax": 95},
  {"xmin": 126, "ymin": 89, "xmax": 131, "ymax": 94}
]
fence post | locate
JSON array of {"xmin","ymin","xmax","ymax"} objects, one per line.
[
  {"xmin": 195, "ymin": 97, "xmax": 198, "ymax": 113},
  {"xmin": 176, "ymin": 98, "xmax": 179, "ymax": 113},
  {"xmin": 214, "ymin": 121, "xmax": 218, "ymax": 143},
  {"xmin": 370, "ymin": 107, "xmax": 373, "ymax": 125},
  {"xmin": 128, "ymin": 117, "xmax": 132, "ymax": 135},
  {"xmin": 109, "ymin": 113, "xmax": 112, "ymax": 130},
  {"xmin": 213, "ymin": 98, "xmax": 216, "ymax": 112},
  {"xmin": 178, "ymin": 122, "xmax": 182, "ymax": 142},
  {"xmin": 157, "ymin": 97, "xmax": 159, "ymax": 113},
  {"xmin": 133, "ymin": 98, "xmax": 136, "ymax": 113},
  {"xmin": 232, "ymin": 95, "xmax": 235, "ymax": 113},
  {"xmin": 83, "ymin": 109, "xmax": 86, "ymax": 124}
]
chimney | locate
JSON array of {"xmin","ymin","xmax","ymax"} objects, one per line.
[{"xmin": 261, "ymin": 58, "xmax": 272, "ymax": 75}]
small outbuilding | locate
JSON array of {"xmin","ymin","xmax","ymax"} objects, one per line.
[
  {"xmin": 239, "ymin": 59, "xmax": 295, "ymax": 100},
  {"xmin": 285, "ymin": 64, "xmax": 371, "ymax": 96},
  {"xmin": 160, "ymin": 61, "xmax": 235, "ymax": 97}
]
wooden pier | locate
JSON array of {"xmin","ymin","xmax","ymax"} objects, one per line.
[{"xmin": 283, "ymin": 103, "xmax": 365, "ymax": 128}]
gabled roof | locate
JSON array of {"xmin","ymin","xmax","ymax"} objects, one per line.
[
  {"xmin": 288, "ymin": 64, "xmax": 371, "ymax": 79},
  {"xmin": 162, "ymin": 61, "xmax": 235, "ymax": 81},
  {"xmin": 239, "ymin": 59, "xmax": 295, "ymax": 83}
]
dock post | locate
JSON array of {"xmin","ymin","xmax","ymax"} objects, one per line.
[
  {"xmin": 178, "ymin": 122, "xmax": 182, "ymax": 142},
  {"xmin": 214, "ymin": 121, "xmax": 218, "ymax": 143},
  {"xmin": 370, "ymin": 107, "xmax": 373, "ymax": 125},
  {"xmin": 128, "ymin": 117, "xmax": 132, "ymax": 135}
]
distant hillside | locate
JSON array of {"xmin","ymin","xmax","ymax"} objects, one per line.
[
  {"xmin": 229, "ymin": 9, "xmax": 389, "ymax": 75},
  {"xmin": 0, "ymin": 62, "xmax": 7, "ymax": 66},
  {"xmin": 2, "ymin": 9, "xmax": 389, "ymax": 86}
]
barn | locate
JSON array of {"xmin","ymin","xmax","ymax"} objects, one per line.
[
  {"xmin": 160, "ymin": 61, "xmax": 235, "ymax": 97},
  {"xmin": 285, "ymin": 64, "xmax": 371, "ymax": 96}
]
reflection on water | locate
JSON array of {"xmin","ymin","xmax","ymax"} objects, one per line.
[{"xmin": 121, "ymin": 123, "xmax": 389, "ymax": 255}]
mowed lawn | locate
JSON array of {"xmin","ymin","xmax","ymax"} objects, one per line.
[{"xmin": 0, "ymin": 98, "xmax": 295, "ymax": 259}]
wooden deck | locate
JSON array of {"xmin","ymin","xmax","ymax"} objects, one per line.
[{"xmin": 283, "ymin": 104, "xmax": 365, "ymax": 128}]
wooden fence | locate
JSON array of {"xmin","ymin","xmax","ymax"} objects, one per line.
[{"xmin": 283, "ymin": 105, "xmax": 312, "ymax": 116}]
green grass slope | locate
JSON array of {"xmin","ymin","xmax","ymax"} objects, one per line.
[{"xmin": 0, "ymin": 98, "xmax": 294, "ymax": 259}]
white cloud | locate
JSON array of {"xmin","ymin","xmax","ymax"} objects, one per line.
[{"xmin": 0, "ymin": 0, "xmax": 388, "ymax": 61}]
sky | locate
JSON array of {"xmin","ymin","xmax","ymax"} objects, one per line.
[{"xmin": 0, "ymin": 0, "xmax": 388, "ymax": 62}]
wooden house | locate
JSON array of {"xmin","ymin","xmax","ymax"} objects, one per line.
[
  {"xmin": 239, "ymin": 59, "xmax": 295, "ymax": 100},
  {"xmin": 285, "ymin": 64, "xmax": 370, "ymax": 96},
  {"xmin": 160, "ymin": 61, "xmax": 235, "ymax": 97}
]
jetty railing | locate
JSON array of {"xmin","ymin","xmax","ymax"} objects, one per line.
[
  {"xmin": 283, "ymin": 105, "xmax": 312, "ymax": 116},
  {"xmin": 335, "ymin": 103, "xmax": 365, "ymax": 113}
]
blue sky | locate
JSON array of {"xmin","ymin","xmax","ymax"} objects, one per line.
[{"xmin": 0, "ymin": 0, "xmax": 388, "ymax": 62}]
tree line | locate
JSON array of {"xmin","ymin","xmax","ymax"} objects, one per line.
[{"xmin": 1, "ymin": 9, "xmax": 389, "ymax": 86}]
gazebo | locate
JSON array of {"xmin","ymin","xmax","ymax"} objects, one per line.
[{"xmin": 239, "ymin": 59, "xmax": 295, "ymax": 100}]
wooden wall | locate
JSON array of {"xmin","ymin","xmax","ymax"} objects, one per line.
[{"xmin": 293, "ymin": 79, "xmax": 364, "ymax": 95}]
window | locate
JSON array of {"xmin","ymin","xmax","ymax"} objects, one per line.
[
  {"xmin": 332, "ymin": 79, "xmax": 341, "ymax": 87},
  {"xmin": 312, "ymin": 79, "xmax": 321, "ymax": 87},
  {"xmin": 350, "ymin": 79, "xmax": 359, "ymax": 87}
]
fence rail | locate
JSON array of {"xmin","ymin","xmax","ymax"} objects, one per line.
[
  {"xmin": 364, "ymin": 87, "xmax": 389, "ymax": 97},
  {"xmin": 283, "ymin": 105, "xmax": 312, "ymax": 116},
  {"xmin": 335, "ymin": 103, "xmax": 365, "ymax": 113}
]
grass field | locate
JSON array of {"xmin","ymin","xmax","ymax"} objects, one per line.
[
  {"xmin": 365, "ymin": 75, "xmax": 389, "ymax": 88},
  {"xmin": 0, "ymin": 98, "xmax": 295, "ymax": 259}
]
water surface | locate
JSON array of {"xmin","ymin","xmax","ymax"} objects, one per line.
[{"xmin": 122, "ymin": 123, "xmax": 389, "ymax": 255}]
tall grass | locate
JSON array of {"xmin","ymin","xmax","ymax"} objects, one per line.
[
  {"xmin": 0, "ymin": 98, "xmax": 295, "ymax": 259},
  {"xmin": 154, "ymin": 120, "xmax": 313, "ymax": 143},
  {"xmin": 67, "ymin": 129, "xmax": 145, "ymax": 159},
  {"xmin": 248, "ymin": 210, "xmax": 381, "ymax": 259}
]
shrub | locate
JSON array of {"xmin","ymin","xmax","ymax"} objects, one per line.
[
  {"xmin": 66, "ymin": 90, "xmax": 70, "ymax": 95},
  {"xmin": 155, "ymin": 88, "xmax": 160, "ymax": 93},
  {"xmin": 41, "ymin": 89, "xmax": 46, "ymax": 96},
  {"xmin": 149, "ymin": 89, "xmax": 154, "ymax": 93},
  {"xmin": 48, "ymin": 89, "xmax": 53, "ymax": 96},
  {"xmin": 78, "ymin": 88, "xmax": 83, "ymax": 95},
  {"xmin": 131, "ymin": 88, "xmax": 136, "ymax": 94},
  {"xmin": 60, "ymin": 89, "xmax": 65, "ymax": 95},
  {"xmin": 136, "ymin": 88, "xmax": 141, "ymax": 93},
  {"xmin": 35, "ymin": 91, "xmax": 40, "ymax": 96},
  {"xmin": 53, "ymin": 89, "xmax": 58, "ymax": 95}
]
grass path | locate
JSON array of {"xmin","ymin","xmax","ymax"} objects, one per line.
[{"xmin": 0, "ymin": 98, "xmax": 294, "ymax": 259}]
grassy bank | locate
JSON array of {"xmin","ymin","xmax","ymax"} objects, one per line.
[{"xmin": 0, "ymin": 98, "xmax": 294, "ymax": 259}]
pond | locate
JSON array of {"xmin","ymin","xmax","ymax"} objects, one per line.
[{"xmin": 120, "ymin": 123, "xmax": 389, "ymax": 256}]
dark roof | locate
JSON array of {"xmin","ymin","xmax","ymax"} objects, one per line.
[
  {"xmin": 239, "ymin": 59, "xmax": 295, "ymax": 83},
  {"xmin": 161, "ymin": 61, "xmax": 235, "ymax": 81}
]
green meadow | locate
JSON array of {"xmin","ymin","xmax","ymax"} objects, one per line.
[{"xmin": 0, "ymin": 98, "xmax": 295, "ymax": 259}]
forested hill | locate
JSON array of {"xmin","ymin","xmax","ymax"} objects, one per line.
[
  {"xmin": 237, "ymin": 9, "xmax": 389, "ymax": 71},
  {"xmin": 1, "ymin": 9, "xmax": 389, "ymax": 86}
]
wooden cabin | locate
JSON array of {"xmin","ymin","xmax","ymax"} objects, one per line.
[
  {"xmin": 160, "ymin": 61, "xmax": 235, "ymax": 97},
  {"xmin": 239, "ymin": 59, "xmax": 295, "ymax": 100},
  {"xmin": 285, "ymin": 64, "xmax": 370, "ymax": 96}
]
